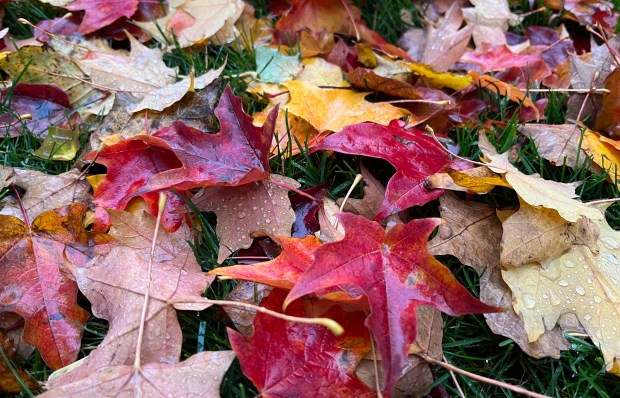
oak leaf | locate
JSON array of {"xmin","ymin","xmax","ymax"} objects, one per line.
[
  {"xmin": 229, "ymin": 289, "xmax": 375, "ymax": 398},
  {"xmin": 192, "ymin": 174, "xmax": 299, "ymax": 263},
  {"xmin": 479, "ymin": 132, "xmax": 604, "ymax": 222},
  {"xmin": 501, "ymin": 200, "xmax": 600, "ymax": 267},
  {"xmin": 0, "ymin": 204, "xmax": 91, "ymax": 370},
  {"xmin": 502, "ymin": 215, "xmax": 620, "ymax": 374},
  {"xmin": 285, "ymin": 213, "xmax": 498, "ymax": 395},
  {"xmin": 311, "ymin": 120, "xmax": 460, "ymax": 220}
]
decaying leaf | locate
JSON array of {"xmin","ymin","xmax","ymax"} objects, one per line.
[
  {"xmin": 337, "ymin": 165, "xmax": 386, "ymax": 220},
  {"xmin": 501, "ymin": 200, "xmax": 600, "ymax": 267},
  {"xmin": 503, "ymin": 215, "xmax": 620, "ymax": 374},
  {"xmin": 0, "ymin": 330, "xmax": 40, "ymax": 395},
  {"xmin": 193, "ymin": 174, "xmax": 299, "ymax": 262},
  {"xmin": 519, "ymin": 124, "xmax": 583, "ymax": 168},
  {"xmin": 479, "ymin": 132, "xmax": 604, "ymax": 222},
  {"xmin": 0, "ymin": 205, "xmax": 91, "ymax": 370},
  {"xmin": 425, "ymin": 166, "xmax": 510, "ymax": 195}
]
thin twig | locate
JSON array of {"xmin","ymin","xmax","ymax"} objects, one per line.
[
  {"xmin": 11, "ymin": 183, "xmax": 30, "ymax": 229},
  {"xmin": 270, "ymin": 179, "xmax": 318, "ymax": 202},
  {"xmin": 520, "ymin": 88, "xmax": 609, "ymax": 94},
  {"xmin": 418, "ymin": 353, "xmax": 552, "ymax": 398},
  {"xmin": 443, "ymin": 355, "xmax": 465, "ymax": 398},
  {"xmin": 369, "ymin": 334, "xmax": 383, "ymax": 398}
]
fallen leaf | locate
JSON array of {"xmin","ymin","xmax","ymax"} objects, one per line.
[
  {"xmin": 281, "ymin": 80, "xmax": 409, "ymax": 133},
  {"xmin": 311, "ymin": 120, "xmax": 460, "ymax": 220},
  {"xmin": 502, "ymin": 215, "xmax": 620, "ymax": 374},
  {"xmin": 479, "ymin": 132, "xmax": 604, "ymax": 222},
  {"xmin": 429, "ymin": 193, "xmax": 502, "ymax": 273},
  {"xmin": 425, "ymin": 166, "xmax": 511, "ymax": 195},
  {"xmin": 347, "ymin": 68, "xmax": 422, "ymax": 99},
  {"xmin": 285, "ymin": 213, "xmax": 498, "ymax": 395},
  {"xmin": 127, "ymin": 65, "xmax": 224, "ymax": 113},
  {"xmin": 337, "ymin": 165, "xmax": 386, "ymax": 220},
  {"xmin": 0, "ymin": 204, "xmax": 91, "ymax": 369},
  {"xmin": 221, "ymin": 281, "xmax": 273, "ymax": 336},
  {"xmin": 64, "ymin": 0, "xmax": 139, "ymax": 34},
  {"xmin": 137, "ymin": 85, "xmax": 278, "ymax": 192},
  {"xmin": 192, "ymin": 174, "xmax": 299, "ymax": 262},
  {"xmin": 0, "ymin": 169, "xmax": 92, "ymax": 222},
  {"xmin": 519, "ymin": 124, "xmax": 583, "ymax": 168},
  {"xmin": 210, "ymin": 234, "xmax": 320, "ymax": 289},
  {"xmin": 297, "ymin": 56, "xmax": 348, "ymax": 86},
  {"xmin": 594, "ymin": 68, "xmax": 620, "ymax": 138},
  {"xmin": 0, "ymin": 46, "xmax": 112, "ymax": 118},
  {"xmin": 402, "ymin": 61, "xmax": 473, "ymax": 91},
  {"xmin": 229, "ymin": 289, "xmax": 375, "ymax": 398},
  {"xmin": 33, "ymin": 126, "xmax": 80, "ymax": 161},
  {"xmin": 0, "ymin": 330, "xmax": 40, "ymax": 394},
  {"xmin": 0, "ymin": 83, "xmax": 80, "ymax": 138},
  {"xmin": 462, "ymin": 0, "xmax": 520, "ymax": 48},
  {"xmin": 397, "ymin": 2, "xmax": 472, "ymax": 72},
  {"xmin": 0, "ymin": 166, "xmax": 15, "ymax": 189},
  {"xmin": 135, "ymin": 0, "xmax": 245, "ymax": 48},
  {"xmin": 41, "ymin": 350, "xmax": 235, "ymax": 397},
  {"xmin": 470, "ymin": 71, "xmax": 538, "ymax": 118},
  {"xmin": 255, "ymin": 46, "xmax": 302, "ymax": 84},
  {"xmin": 501, "ymin": 200, "xmax": 600, "ymax": 267}
]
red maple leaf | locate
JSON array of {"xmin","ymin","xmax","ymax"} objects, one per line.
[
  {"xmin": 85, "ymin": 139, "xmax": 186, "ymax": 232},
  {"xmin": 285, "ymin": 213, "xmax": 499, "ymax": 396},
  {"xmin": 229, "ymin": 289, "xmax": 375, "ymax": 398},
  {"xmin": 311, "ymin": 120, "xmax": 460, "ymax": 220},
  {"xmin": 65, "ymin": 0, "xmax": 139, "ymax": 35},
  {"xmin": 137, "ymin": 85, "xmax": 278, "ymax": 193},
  {"xmin": 0, "ymin": 205, "xmax": 91, "ymax": 369}
]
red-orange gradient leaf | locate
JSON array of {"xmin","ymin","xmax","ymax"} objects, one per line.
[
  {"xmin": 285, "ymin": 213, "xmax": 499, "ymax": 396},
  {"xmin": 0, "ymin": 204, "xmax": 91, "ymax": 370},
  {"xmin": 229, "ymin": 289, "xmax": 375, "ymax": 398}
]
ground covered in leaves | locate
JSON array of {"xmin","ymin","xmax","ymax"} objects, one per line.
[{"xmin": 2, "ymin": 0, "xmax": 620, "ymax": 397}]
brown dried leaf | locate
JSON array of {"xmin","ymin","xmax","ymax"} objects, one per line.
[
  {"xmin": 429, "ymin": 193, "xmax": 502, "ymax": 273},
  {"xmin": 0, "ymin": 330, "xmax": 39, "ymax": 394},
  {"xmin": 519, "ymin": 124, "xmax": 583, "ymax": 168},
  {"xmin": 0, "ymin": 169, "xmax": 91, "ymax": 221},
  {"xmin": 501, "ymin": 200, "xmax": 600, "ymax": 267},
  {"xmin": 0, "ymin": 166, "xmax": 15, "ymax": 189},
  {"xmin": 337, "ymin": 166, "xmax": 385, "ymax": 220},
  {"xmin": 193, "ymin": 174, "xmax": 299, "ymax": 263},
  {"xmin": 222, "ymin": 282, "xmax": 272, "ymax": 337},
  {"xmin": 41, "ymin": 351, "xmax": 235, "ymax": 397}
]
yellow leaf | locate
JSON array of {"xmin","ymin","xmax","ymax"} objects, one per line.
[
  {"xmin": 582, "ymin": 129, "xmax": 620, "ymax": 185},
  {"xmin": 403, "ymin": 62, "xmax": 473, "ymax": 91},
  {"xmin": 426, "ymin": 166, "xmax": 510, "ymax": 194},
  {"xmin": 282, "ymin": 80, "xmax": 409, "ymax": 132},
  {"xmin": 470, "ymin": 70, "xmax": 539, "ymax": 119},
  {"xmin": 85, "ymin": 174, "xmax": 106, "ymax": 191},
  {"xmin": 479, "ymin": 133, "xmax": 604, "ymax": 222},
  {"xmin": 502, "ymin": 215, "xmax": 620, "ymax": 375},
  {"xmin": 298, "ymin": 57, "xmax": 349, "ymax": 87},
  {"xmin": 33, "ymin": 126, "xmax": 80, "ymax": 161}
]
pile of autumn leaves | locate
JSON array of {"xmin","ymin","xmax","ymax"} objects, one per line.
[{"xmin": 1, "ymin": 0, "xmax": 620, "ymax": 396}]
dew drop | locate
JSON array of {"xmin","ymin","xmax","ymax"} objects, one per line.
[
  {"xmin": 575, "ymin": 285, "xmax": 586, "ymax": 296},
  {"xmin": 602, "ymin": 252, "xmax": 619, "ymax": 264},
  {"xmin": 238, "ymin": 211, "xmax": 247, "ymax": 219},
  {"xmin": 587, "ymin": 278, "xmax": 593, "ymax": 284},
  {"xmin": 566, "ymin": 299, "xmax": 572, "ymax": 304},
  {"xmin": 549, "ymin": 291, "xmax": 561, "ymax": 306},
  {"xmin": 542, "ymin": 293, "xmax": 549, "ymax": 299},
  {"xmin": 613, "ymin": 279, "xmax": 619, "ymax": 285},
  {"xmin": 558, "ymin": 279, "xmax": 569, "ymax": 287},
  {"xmin": 600, "ymin": 236, "xmax": 619, "ymax": 249},
  {"xmin": 522, "ymin": 294, "xmax": 536, "ymax": 309},
  {"xmin": 564, "ymin": 259, "xmax": 578, "ymax": 268},
  {"xmin": 594, "ymin": 295, "xmax": 602, "ymax": 303},
  {"xmin": 252, "ymin": 206, "xmax": 257, "ymax": 210},
  {"xmin": 265, "ymin": 219, "xmax": 271, "ymax": 224}
]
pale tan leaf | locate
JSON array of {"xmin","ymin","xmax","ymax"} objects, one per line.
[
  {"xmin": 0, "ymin": 165, "xmax": 15, "ymax": 189},
  {"xmin": 502, "ymin": 216, "xmax": 620, "ymax": 373},
  {"xmin": 501, "ymin": 200, "xmax": 600, "ymax": 267},
  {"xmin": 479, "ymin": 133, "xmax": 604, "ymax": 222},
  {"xmin": 519, "ymin": 124, "xmax": 583, "ymax": 169},
  {"xmin": 41, "ymin": 351, "xmax": 235, "ymax": 397},
  {"xmin": 337, "ymin": 166, "xmax": 384, "ymax": 220},
  {"xmin": 193, "ymin": 174, "xmax": 298, "ymax": 262}
]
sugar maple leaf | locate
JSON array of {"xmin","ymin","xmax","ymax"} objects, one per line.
[
  {"xmin": 311, "ymin": 120, "xmax": 460, "ymax": 220},
  {"xmin": 41, "ymin": 350, "xmax": 235, "ymax": 397},
  {"xmin": 64, "ymin": 0, "xmax": 139, "ymax": 34},
  {"xmin": 137, "ymin": 84, "xmax": 278, "ymax": 193},
  {"xmin": 0, "ymin": 204, "xmax": 91, "ymax": 370},
  {"xmin": 0, "ymin": 83, "xmax": 80, "ymax": 138},
  {"xmin": 285, "ymin": 213, "xmax": 498, "ymax": 395},
  {"xmin": 229, "ymin": 289, "xmax": 375, "ymax": 398}
]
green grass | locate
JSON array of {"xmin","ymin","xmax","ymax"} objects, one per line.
[{"xmin": 2, "ymin": 1, "xmax": 620, "ymax": 397}]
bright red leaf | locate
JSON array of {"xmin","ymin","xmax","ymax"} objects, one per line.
[
  {"xmin": 0, "ymin": 204, "xmax": 91, "ymax": 370},
  {"xmin": 311, "ymin": 120, "xmax": 460, "ymax": 220},
  {"xmin": 0, "ymin": 83, "xmax": 80, "ymax": 138},
  {"xmin": 136, "ymin": 84, "xmax": 278, "ymax": 193},
  {"xmin": 84, "ymin": 139, "xmax": 186, "ymax": 232},
  {"xmin": 285, "ymin": 213, "xmax": 498, "ymax": 396},
  {"xmin": 65, "ymin": 0, "xmax": 139, "ymax": 35},
  {"xmin": 229, "ymin": 289, "xmax": 375, "ymax": 398}
]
